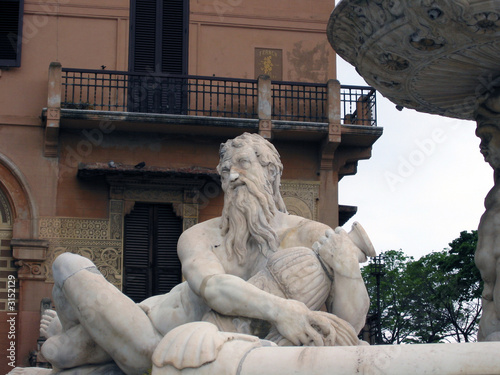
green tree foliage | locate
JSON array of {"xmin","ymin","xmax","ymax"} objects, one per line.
[
  {"xmin": 362, "ymin": 231, "xmax": 482, "ymax": 344},
  {"xmin": 361, "ymin": 249, "xmax": 416, "ymax": 344}
]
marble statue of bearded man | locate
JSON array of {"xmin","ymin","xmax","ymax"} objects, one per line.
[{"xmin": 10, "ymin": 133, "xmax": 374, "ymax": 375}]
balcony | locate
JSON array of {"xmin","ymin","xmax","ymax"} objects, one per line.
[
  {"xmin": 42, "ymin": 63, "xmax": 380, "ymax": 157},
  {"xmin": 58, "ymin": 67, "xmax": 376, "ymax": 125}
]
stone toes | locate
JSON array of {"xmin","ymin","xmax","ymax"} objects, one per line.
[
  {"xmin": 312, "ymin": 242, "xmax": 321, "ymax": 252},
  {"xmin": 41, "ymin": 309, "xmax": 56, "ymax": 321},
  {"xmin": 41, "ymin": 318, "xmax": 51, "ymax": 326}
]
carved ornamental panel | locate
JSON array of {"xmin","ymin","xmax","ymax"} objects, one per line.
[{"xmin": 281, "ymin": 180, "xmax": 319, "ymax": 220}]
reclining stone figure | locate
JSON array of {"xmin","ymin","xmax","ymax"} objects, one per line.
[{"xmin": 10, "ymin": 133, "xmax": 375, "ymax": 375}]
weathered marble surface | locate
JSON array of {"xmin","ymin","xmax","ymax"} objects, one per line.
[
  {"xmin": 152, "ymin": 323, "xmax": 500, "ymax": 374},
  {"xmin": 10, "ymin": 133, "xmax": 375, "ymax": 374},
  {"xmin": 237, "ymin": 340, "xmax": 500, "ymax": 375}
]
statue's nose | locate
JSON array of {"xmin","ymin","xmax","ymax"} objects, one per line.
[{"xmin": 229, "ymin": 172, "xmax": 240, "ymax": 182}]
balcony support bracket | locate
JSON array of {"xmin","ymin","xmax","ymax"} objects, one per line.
[
  {"xmin": 44, "ymin": 62, "xmax": 62, "ymax": 157},
  {"xmin": 44, "ymin": 107, "xmax": 60, "ymax": 157}
]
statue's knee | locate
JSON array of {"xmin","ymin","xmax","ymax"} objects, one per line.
[
  {"xmin": 41, "ymin": 336, "xmax": 63, "ymax": 366},
  {"xmin": 52, "ymin": 253, "xmax": 96, "ymax": 288}
]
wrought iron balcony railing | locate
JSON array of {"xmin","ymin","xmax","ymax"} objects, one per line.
[{"xmin": 59, "ymin": 68, "xmax": 377, "ymax": 126}]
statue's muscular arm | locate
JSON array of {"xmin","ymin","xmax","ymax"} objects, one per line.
[
  {"xmin": 177, "ymin": 220, "xmax": 331, "ymax": 346},
  {"xmin": 279, "ymin": 216, "xmax": 332, "ymax": 250}
]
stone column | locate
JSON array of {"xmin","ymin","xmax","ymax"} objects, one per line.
[
  {"xmin": 318, "ymin": 79, "xmax": 341, "ymax": 228},
  {"xmin": 257, "ymin": 75, "xmax": 272, "ymax": 139}
]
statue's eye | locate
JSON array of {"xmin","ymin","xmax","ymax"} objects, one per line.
[{"xmin": 239, "ymin": 159, "xmax": 250, "ymax": 168}]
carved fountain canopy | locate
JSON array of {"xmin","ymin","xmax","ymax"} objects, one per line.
[{"xmin": 328, "ymin": 0, "xmax": 500, "ymax": 121}]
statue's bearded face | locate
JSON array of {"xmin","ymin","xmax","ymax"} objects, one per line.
[
  {"xmin": 218, "ymin": 145, "xmax": 279, "ymax": 264},
  {"xmin": 477, "ymin": 124, "xmax": 500, "ymax": 170}
]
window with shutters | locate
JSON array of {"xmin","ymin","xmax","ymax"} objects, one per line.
[
  {"xmin": 128, "ymin": 0, "xmax": 189, "ymax": 114},
  {"xmin": 123, "ymin": 203, "xmax": 183, "ymax": 303},
  {"xmin": 0, "ymin": 0, "xmax": 24, "ymax": 67}
]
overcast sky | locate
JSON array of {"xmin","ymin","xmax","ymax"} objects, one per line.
[{"xmin": 336, "ymin": 58, "xmax": 493, "ymax": 260}]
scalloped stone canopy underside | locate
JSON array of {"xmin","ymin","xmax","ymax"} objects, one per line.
[{"xmin": 328, "ymin": 0, "xmax": 500, "ymax": 120}]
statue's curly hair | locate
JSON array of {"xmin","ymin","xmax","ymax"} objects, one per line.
[{"xmin": 475, "ymin": 88, "xmax": 500, "ymax": 130}]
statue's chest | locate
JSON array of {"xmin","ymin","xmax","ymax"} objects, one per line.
[
  {"xmin": 212, "ymin": 242, "xmax": 267, "ymax": 280},
  {"xmin": 484, "ymin": 184, "xmax": 500, "ymax": 210}
]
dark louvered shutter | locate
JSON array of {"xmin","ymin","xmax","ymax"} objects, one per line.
[
  {"xmin": 124, "ymin": 203, "xmax": 151, "ymax": 302},
  {"xmin": 161, "ymin": 0, "xmax": 186, "ymax": 75},
  {"xmin": 155, "ymin": 205, "xmax": 183, "ymax": 295},
  {"xmin": 0, "ymin": 0, "xmax": 24, "ymax": 67},
  {"xmin": 131, "ymin": 0, "xmax": 157, "ymax": 73},
  {"xmin": 123, "ymin": 203, "xmax": 183, "ymax": 303},
  {"xmin": 129, "ymin": 0, "xmax": 188, "ymax": 74},
  {"xmin": 128, "ymin": 0, "xmax": 188, "ymax": 114}
]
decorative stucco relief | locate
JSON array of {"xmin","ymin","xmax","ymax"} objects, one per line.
[
  {"xmin": 40, "ymin": 200, "xmax": 124, "ymax": 288},
  {"xmin": 109, "ymin": 200, "xmax": 124, "ymax": 240},
  {"xmin": 40, "ymin": 218, "xmax": 110, "ymax": 240},
  {"xmin": 0, "ymin": 229, "xmax": 12, "ymax": 239},
  {"xmin": 43, "ymin": 244, "xmax": 122, "ymax": 288},
  {"xmin": 281, "ymin": 180, "xmax": 319, "ymax": 221}
]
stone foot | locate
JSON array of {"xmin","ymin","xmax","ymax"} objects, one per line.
[
  {"xmin": 40, "ymin": 309, "xmax": 63, "ymax": 339},
  {"xmin": 8, "ymin": 364, "xmax": 125, "ymax": 375},
  {"xmin": 7, "ymin": 368, "xmax": 53, "ymax": 375}
]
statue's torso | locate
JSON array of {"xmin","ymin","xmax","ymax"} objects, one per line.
[
  {"xmin": 476, "ymin": 182, "xmax": 500, "ymax": 283},
  {"xmin": 206, "ymin": 213, "xmax": 322, "ymax": 281}
]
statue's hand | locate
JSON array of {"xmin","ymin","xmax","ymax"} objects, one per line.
[
  {"xmin": 313, "ymin": 228, "xmax": 362, "ymax": 278},
  {"xmin": 273, "ymin": 299, "xmax": 332, "ymax": 346}
]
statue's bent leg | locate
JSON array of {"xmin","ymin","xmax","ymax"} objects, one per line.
[
  {"xmin": 40, "ymin": 256, "xmax": 112, "ymax": 368},
  {"xmin": 52, "ymin": 253, "xmax": 161, "ymax": 374}
]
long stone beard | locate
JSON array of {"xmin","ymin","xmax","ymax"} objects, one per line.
[{"xmin": 220, "ymin": 175, "xmax": 279, "ymax": 265}]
